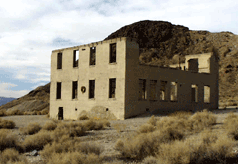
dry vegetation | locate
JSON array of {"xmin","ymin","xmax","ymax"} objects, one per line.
[{"xmin": 1, "ymin": 110, "xmax": 238, "ymax": 163}]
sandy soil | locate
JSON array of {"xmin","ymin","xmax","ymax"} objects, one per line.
[{"xmin": 2, "ymin": 108, "xmax": 238, "ymax": 164}]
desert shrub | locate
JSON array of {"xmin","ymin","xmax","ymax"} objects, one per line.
[
  {"xmin": 20, "ymin": 122, "xmax": 41, "ymax": 135},
  {"xmin": 40, "ymin": 109, "xmax": 49, "ymax": 115},
  {"xmin": 189, "ymin": 110, "xmax": 216, "ymax": 132},
  {"xmin": 52, "ymin": 122, "xmax": 86, "ymax": 140},
  {"xmin": 83, "ymin": 119, "xmax": 110, "ymax": 131},
  {"xmin": 45, "ymin": 152, "xmax": 101, "ymax": 164},
  {"xmin": 78, "ymin": 115, "xmax": 89, "ymax": 120},
  {"xmin": 75, "ymin": 142, "xmax": 103, "ymax": 155},
  {"xmin": 141, "ymin": 156, "xmax": 160, "ymax": 164},
  {"xmin": 138, "ymin": 123, "xmax": 156, "ymax": 133},
  {"xmin": 168, "ymin": 111, "xmax": 192, "ymax": 119},
  {"xmin": 0, "ymin": 129, "xmax": 19, "ymax": 151},
  {"xmin": 42, "ymin": 121, "xmax": 57, "ymax": 131},
  {"xmin": 147, "ymin": 115, "xmax": 158, "ymax": 126},
  {"xmin": 223, "ymin": 113, "xmax": 238, "ymax": 140},
  {"xmin": 0, "ymin": 118, "xmax": 16, "ymax": 129},
  {"xmin": 0, "ymin": 148, "xmax": 28, "ymax": 164},
  {"xmin": 115, "ymin": 129, "xmax": 184, "ymax": 159},
  {"xmin": 6, "ymin": 109, "xmax": 24, "ymax": 116},
  {"xmin": 156, "ymin": 131, "xmax": 235, "ymax": 164},
  {"xmin": 0, "ymin": 109, "xmax": 7, "ymax": 116},
  {"xmin": 23, "ymin": 130, "xmax": 53, "ymax": 151}
]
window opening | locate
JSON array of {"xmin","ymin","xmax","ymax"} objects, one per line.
[
  {"xmin": 191, "ymin": 84, "xmax": 198, "ymax": 102},
  {"xmin": 204, "ymin": 85, "xmax": 210, "ymax": 103},
  {"xmin": 58, "ymin": 107, "xmax": 63, "ymax": 120},
  {"xmin": 72, "ymin": 81, "xmax": 78, "ymax": 99},
  {"xmin": 160, "ymin": 81, "xmax": 168, "ymax": 100},
  {"xmin": 110, "ymin": 43, "xmax": 116, "ymax": 63},
  {"xmin": 89, "ymin": 80, "xmax": 95, "ymax": 99},
  {"xmin": 90, "ymin": 47, "xmax": 96, "ymax": 65},
  {"xmin": 56, "ymin": 82, "xmax": 61, "ymax": 99},
  {"xmin": 139, "ymin": 79, "xmax": 146, "ymax": 100},
  {"xmin": 73, "ymin": 50, "xmax": 79, "ymax": 67},
  {"xmin": 109, "ymin": 78, "xmax": 116, "ymax": 98},
  {"xmin": 57, "ymin": 53, "xmax": 62, "ymax": 69},
  {"xmin": 170, "ymin": 82, "xmax": 178, "ymax": 101},
  {"xmin": 150, "ymin": 80, "xmax": 157, "ymax": 100},
  {"xmin": 188, "ymin": 59, "xmax": 198, "ymax": 72}
]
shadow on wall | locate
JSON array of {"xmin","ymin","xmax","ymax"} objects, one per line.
[{"xmin": 78, "ymin": 106, "xmax": 117, "ymax": 120}]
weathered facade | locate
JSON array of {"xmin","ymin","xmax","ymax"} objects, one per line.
[{"xmin": 50, "ymin": 37, "xmax": 218, "ymax": 120}]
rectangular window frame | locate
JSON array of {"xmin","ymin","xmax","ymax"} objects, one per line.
[
  {"xmin": 150, "ymin": 80, "xmax": 157, "ymax": 101},
  {"xmin": 72, "ymin": 81, "xmax": 78, "ymax": 99},
  {"xmin": 73, "ymin": 50, "xmax": 79, "ymax": 68},
  {"xmin": 56, "ymin": 82, "xmax": 62, "ymax": 99},
  {"xmin": 90, "ymin": 47, "xmax": 96, "ymax": 66},
  {"xmin": 89, "ymin": 80, "xmax": 95, "ymax": 99},
  {"xmin": 109, "ymin": 43, "xmax": 117, "ymax": 63},
  {"xmin": 160, "ymin": 80, "xmax": 168, "ymax": 101},
  {"xmin": 57, "ymin": 53, "xmax": 62, "ymax": 69},
  {"xmin": 139, "ymin": 79, "xmax": 147, "ymax": 100},
  {"xmin": 204, "ymin": 85, "xmax": 210, "ymax": 103},
  {"xmin": 170, "ymin": 82, "xmax": 178, "ymax": 101},
  {"xmin": 191, "ymin": 84, "xmax": 198, "ymax": 102},
  {"xmin": 109, "ymin": 78, "xmax": 116, "ymax": 98}
]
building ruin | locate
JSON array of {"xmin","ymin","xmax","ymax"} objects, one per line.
[{"xmin": 50, "ymin": 37, "xmax": 218, "ymax": 120}]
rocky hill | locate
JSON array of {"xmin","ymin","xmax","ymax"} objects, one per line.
[
  {"xmin": 105, "ymin": 20, "xmax": 238, "ymax": 106},
  {"xmin": 0, "ymin": 83, "xmax": 50, "ymax": 113},
  {"xmin": 1, "ymin": 20, "xmax": 237, "ymax": 113}
]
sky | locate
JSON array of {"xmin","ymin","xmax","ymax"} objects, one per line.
[{"xmin": 0, "ymin": 0, "xmax": 238, "ymax": 98}]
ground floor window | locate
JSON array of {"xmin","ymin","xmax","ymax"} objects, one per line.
[
  {"xmin": 150, "ymin": 80, "xmax": 157, "ymax": 100},
  {"xmin": 160, "ymin": 80, "xmax": 167, "ymax": 100},
  {"xmin": 139, "ymin": 79, "xmax": 146, "ymax": 100},
  {"xmin": 170, "ymin": 82, "xmax": 178, "ymax": 101},
  {"xmin": 109, "ymin": 78, "xmax": 116, "ymax": 98},
  {"xmin": 204, "ymin": 85, "xmax": 210, "ymax": 103},
  {"xmin": 191, "ymin": 84, "xmax": 198, "ymax": 102},
  {"xmin": 89, "ymin": 80, "xmax": 95, "ymax": 99}
]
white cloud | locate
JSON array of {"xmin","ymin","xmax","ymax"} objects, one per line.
[
  {"xmin": 0, "ymin": 0, "xmax": 238, "ymax": 97},
  {"xmin": 0, "ymin": 82, "xmax": 29, "ymax": 98}
]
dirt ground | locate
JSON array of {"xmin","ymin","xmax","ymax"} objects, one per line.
[{"xmin": 2, "ymin": 108, "xmax": 238, "ymax": 164}]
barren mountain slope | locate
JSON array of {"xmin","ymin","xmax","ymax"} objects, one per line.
[
  {"xmin": 105, "ymin": 20, "xmax": 238, "ymax": 105},
  {"xmin": 0, "ymin": 83, "xmax": 50, "ymax": 112}
]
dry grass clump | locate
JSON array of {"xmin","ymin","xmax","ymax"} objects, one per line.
[
  {"xmin": 147, "ymin": 115, "xmax": 159, "ymax": 126},
  {"xmin": 42, "ymin": 121, "xmax": 57, "ymax": 131},
  {"xmin": 156, "ymin": 131, "xmax": 235, "ymax": 164},
  {"xmin": 83, "ymin": 119, "xmax": 110, "ymax": 131},
  {"xmin": 0, "ymin": 109, "xmax": 7, "ymax": 116},
  {"xmin": 168, "ymin": 111, "xmax": 192, "ymax": 119},
  {"xmin": 0, "ymin": 148, "xmax": 28, "ymax": 164},
  {"xmin": 23, "ymin": 130, "xmax": 53, "ymax": 151},
  {"xmin": 41, "ymin": 138, "xmax": 103, "ymax": 164},
  {"xmin": 46, "ymin": 152, "xmax": 102, "ymax": 164},
  {"xmin": 223, "ymin": 112, "xmax": 238, "ymax": 140},
  {"xmin": 156, "ymin": 110, "xmax": 217, "ymax": 133},
  {"xmin": 115, "ymin": 128, "xmax": 184, "ymax": 159},
  {"xmin": 0, "ymin": 118, "xmax": 16, "ymax": 129},
  {"xmin": 138, "ymin": 123, "xmax": 156, "ymax": 133},
  {"xmin": 52, "ymin": 122, "xmax": 86, "ymax": 140},
  {"xmin": 6, "ymin": 109, "xmax": 24, "ymax": 116},
  {"xmin": 78, "ymin": 115, "xmax": 90, "ymax": 120},
  {"xmin": 20, "ymin": 122, "xmax": 41, "ymax": 135},
  {"xmin": 0, "ymin": 129, "xmax": 19, "ymax": 151},
  {"xmin": 189, "ymin": 109, "xmax": 217, "ymax": 132}
]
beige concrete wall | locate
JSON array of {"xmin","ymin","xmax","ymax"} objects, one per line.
[
  {"xmin": 125, "ymin": 52, "xmax": 219, "ymax": 118},
  {"xmin": 50, "ymin": 37, "xmax": 129, "ymax": 120}
]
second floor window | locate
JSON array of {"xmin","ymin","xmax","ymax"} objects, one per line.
[
  {"xmin": 90, "ymin": 47, "xmax": 96, "ymax": 65},
  {"xmin": 57, "ymin": 53, "xmax": 62, "ymax": 69},
  {"xmin": 110, "ymin": 43, "xmax": 116, "ymax": 63}
]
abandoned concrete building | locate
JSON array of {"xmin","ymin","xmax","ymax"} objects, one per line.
[{"xmin": 50, "ymin": 37, "xmax": 219, "ymax": 120}]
